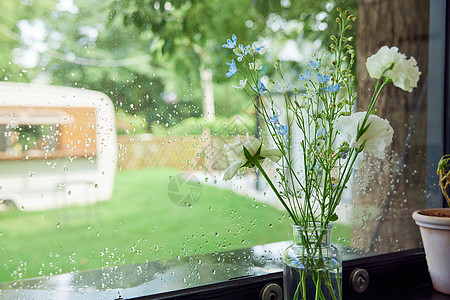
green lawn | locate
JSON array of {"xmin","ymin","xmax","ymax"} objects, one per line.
[{"xmin": 0, "ymin": 168, "xmax": 350, "ymax": 283}]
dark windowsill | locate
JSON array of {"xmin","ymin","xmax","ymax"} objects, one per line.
[
  {"xmin": 133, "ymin": 248, "xmax": 450, "ymax": 300},
  {"xmin": 1, "ymin": 242, "xmax": 449, "ymax": 300}
]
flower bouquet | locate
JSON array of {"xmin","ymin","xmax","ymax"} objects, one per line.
[{"xmin": 222, "ymin": 8, "xmax": 420, "ymax": 300}]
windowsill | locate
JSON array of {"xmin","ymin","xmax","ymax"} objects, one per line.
[
  {"xmin": 0, "ymin": 241, "xmax": 359, "ymax": 299},
  {"xmin": 2, "ymin": 243, "xmax": 445, "ymax": 300}
]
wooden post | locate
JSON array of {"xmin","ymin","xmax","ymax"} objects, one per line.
[{"xmin": 353, "ymin": 0, "xmax": 430, "ymax": 253}]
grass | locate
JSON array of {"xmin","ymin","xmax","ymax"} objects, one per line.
[{"xmin": 0, "ymin": 168, "xmax": 350, "ymax": 283}]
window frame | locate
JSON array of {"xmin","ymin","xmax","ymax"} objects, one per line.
[{"xmin": 0, "ymin": 1, "xmax": 447, "ymax": 299}]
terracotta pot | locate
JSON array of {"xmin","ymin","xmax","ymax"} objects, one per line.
[{"xmin": 412, "ymin": 208, "xmax": 450, "ymax": 295}]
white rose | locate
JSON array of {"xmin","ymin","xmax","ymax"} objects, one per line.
[
  {"xmin": 223, "ymin": 133, "xmax": 282, "ymax": 181},
  {"xmin": 335, "ymin": 112, "xmax": 394, "ymax": 159},
  {"xmin": 366, "ymin": 46, "xmax": 420, "ymax": 92}
]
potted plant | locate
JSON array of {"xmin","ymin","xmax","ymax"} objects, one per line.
[{"xmin": 412, "ymin": 154, "xmax": 450, "ymax": 295}]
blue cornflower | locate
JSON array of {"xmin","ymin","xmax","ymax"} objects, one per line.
[
  {"xmin": 245, "ymin": 44, "xmax": 264, "ymax": 55},
  {"xmin": 233, "ymin": 44, "xmax": 247, "ymax": 61},
  {"xmin": 316, "ymin": 128, "xmax": 326, "ymax": 138},
  {"xmin": 252, "ymin": 80, "xmax": 266, "ymax": 93},
  {"xmin": 269, "ymin": 112, "xmax": 279, "ymax": 123},
  {"xmin": 222, "ymin": 34, "xmax": 237, "ymax": 49},
  {"xmin": 317, "ymin": 73, "xmax": 331, "ymax": 84},
  {"xmin": 299, "ymin": 68, "xmax": 310, "ymax": 81},
  {"xmin": 225, "ymin": 59, "xmax": 238, "ymax": 78},
  {"xmin": 254, "ymin": 45, "xmax": 264, "ymax": 54},
  {"xmin": 276, "ymin": 124, "xmax": 288, "ymax": 135},
  {"xmin": 308, "ymin": 58, "xmax": 321, "ymax": 69},
  {"xmin": 325, "ymin": 83, "xmax": 341, "ymax": 93}
]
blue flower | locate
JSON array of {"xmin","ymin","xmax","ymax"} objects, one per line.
[
  {"xmin": 233, "ymin": 44, "xmax": 247, "ymax": 62},
  {"xmin": 276, "ymin": 124, "xmax": 288, "ymax": 135},
  {"xmin": 308, "ymin": 58, "xmax": 321, "ymax": 69},
  {"xmin": 317, "ymin": 73, "xmax": 331, "ymax": 84},
  {"xmin": 226, "ymin": 59, "xmax": 238, "ymax": 78},
  {"xmin": 325, "ymin": 83, "xmax": 340, "ymax": 93},
  {"xmin": 254, "ymin": 45, "xmax": 264, "ymax": 54},
  {"xmin": 316, "ymin": 128, "xmax": 326, "ymax": 138},
  {"xmin": 222, "ymin": 34, "xmax": 237, "ymax": 49},
  {"xmin": 245, "ymin": 44, "xmax": 264, "ymax": 55},
  {"xmin": 299, "ymin": 68, "xmax": 310, "ymax": 81},
  {"xmin": 341, "ymin": 149, "xmax": 349, "ymax": 159},
  {"xmin": 269, "ymin": 112, "xmax": 279, "ymax": 123},
  {"xmin": 252, "ymin": 80, "xmax": 266, "ymax": 93}
]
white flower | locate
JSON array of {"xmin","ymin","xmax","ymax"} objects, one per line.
[
  {"xmin": 335, "ymin": 112, "xmax": 394, "ymax": 159},
  {"xmin": 223, "ymin": 133, "xmax": 282, "ymax": 181},
  {"xmin": 366, "ymin": 46, "xmax": 420, "ymax": 92},
  {"xmin": 274, "ymin": 80, "xmax": 290, "ymax": 94},
  {"xmin": 249, "ymin": 62, "xmax": 263, "ymax": 71},
  {"xmin": 232, "ymin": 79, "xmax": 247, "ymax": 89},
  {"xmin": 390, "ymin": 56, "xmax": 421, "ymax": 92},
  {"xmin": 366, "ymin": 46, "xmax": 401, "ymax": 79}
]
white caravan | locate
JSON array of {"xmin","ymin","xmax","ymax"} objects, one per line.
[{"xmin": 0, "ymin": 82, "xmax": 117, "ymax": 210}]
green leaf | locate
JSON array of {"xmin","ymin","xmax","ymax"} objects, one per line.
[
  {"xmin": 255, "ymin": 142, "xmax": 262, "ymax": 157},
  {"xmin": 329, "ymin": 214, "xmax": 339, "ymax": 222},
  {"xmin": 242, "ymin": 145, "xmax": 253, "ymax": 161}
]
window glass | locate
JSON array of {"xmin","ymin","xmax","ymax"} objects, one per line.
[{"xmin": 0, "ymin": 0, "xmax": 441, "ymax": 297}]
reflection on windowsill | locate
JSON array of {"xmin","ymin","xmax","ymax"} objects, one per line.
[{"xmin": 0, "ymin": 241, "xmax": 360, "ymax": 299}]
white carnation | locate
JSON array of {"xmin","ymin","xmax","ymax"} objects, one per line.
[
  {"xmin": 366, "ymin": 46, "xmax": 420, "ymax": 92},
  {"xmin": 335, "ymin": 112, "xmax": 394, "ymax": 159},
  {"xmin": 390, "ymin": 56, "xmax": 421, "ymax": 92}
]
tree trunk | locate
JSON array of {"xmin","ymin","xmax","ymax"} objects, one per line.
[
  {"xmin": 200, "ymin": 68, "xmax": 215, "ymax": 122},
  {"xmin": 353, "ymin": 0, "xmax": 429, "ymax": 253}
]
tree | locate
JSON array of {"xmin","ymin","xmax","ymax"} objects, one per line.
[{"xmin": 113, "ymin": 0, "xmax": 357, "ymax": 122}]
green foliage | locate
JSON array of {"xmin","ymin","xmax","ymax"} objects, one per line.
[
  {"xmin": 115, "ymin": 109, "xmax": 148, "ymax": 135},
  {"xmin": 0, "ymin": 0, "xmax": 357, "ymax": 136},
  {"xmin": 151, "ymin": 115, "xmax": 256, "ymax": 137},
  {"xmin": 213, "ymin": 83, "xmax": 254, "ymax": 117}
]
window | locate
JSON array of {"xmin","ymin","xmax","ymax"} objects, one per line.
[{"xmin": 0, "ymin": 0, "xmax": 447, "ymax": 299}]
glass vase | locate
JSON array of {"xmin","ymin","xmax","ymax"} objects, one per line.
[{"xmin": 282, "ymin": 223, "xmax": 342, "ymax": 300}]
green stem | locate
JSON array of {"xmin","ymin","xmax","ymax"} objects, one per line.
[
  {"xmin": 356, "ymin": 75, "xmax": 392, "ymax": 142},
  {"xmin": 293, "ymin": 279, "xmax": 302, "ymax": 300},
  {"xmin": 252, "ymin": 160, "xmax": 298, "ymax": 223}
]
